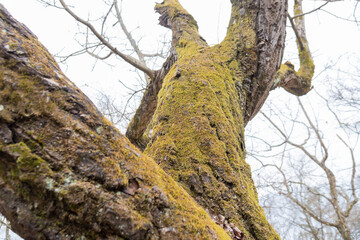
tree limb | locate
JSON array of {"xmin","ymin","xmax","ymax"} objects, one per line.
[
  {"xmin": 273, "ymin": 0, "xmax": 315, "ymax": 96},
  {"xmin": 0, "ymin": 4, "xmax": 230, "ymax": 239},
  {"xmin": 155, "ymin": 0, "xmax": 207, "ymax": 50},
  {"xmin": 126, "ymin": 0, "xmax": 208, "ymax": 148},
  {"xmin": 59, "ymin": 0, "xmax": 155, "ymax": 79},
  {"xmin": 222, "ymin": 0, "xmax": 288, "ymax": 123},
  {"xmin": 337, "ymin": 134, "xmax": 358, "ymax": 217},
  {"xmin": 113, "ymin": 0, "xmax": 151, "ymax": 84},
  {"xmin": 292, "ymin": 1, "xmax": 330, "ymax": 20},
  {"xmin": 126, "ymin": 47, "xmax": 177, "ymax": 149}
]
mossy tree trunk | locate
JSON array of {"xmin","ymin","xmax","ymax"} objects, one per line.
[{"xmin": 0, "ymin": 0, "xmax": 313, "ymax": 239}]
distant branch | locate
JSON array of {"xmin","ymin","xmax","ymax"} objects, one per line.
[
  {"xmin": 337, "ymin": 134, "xmax": 358, "ymax": 217},
  {"xmin": 85, "ymin": 28, "xmax": 113, "ymax": 60},
  {"xmin": 297, "ymin": 98, "xmax": 328, "ymax": 164},
  {"xmin": 114, "ymin": 0, "xmax": 144, "ymax": 63},
  {"xmin": 59, "ymin": 0, "xmax": 155, "ymax": 79},
  {"xmin": 292, "ymin": 1, "xmax": 330, "ymax": 20}
]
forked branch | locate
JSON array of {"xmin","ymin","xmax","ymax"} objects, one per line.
[
  {"xmin": 261, "ymin": 97, "xmax": 357, "ymax": 240},
  {"xmin": 273, "ymin": 0, "xmax": 315, "ymax": 96}
]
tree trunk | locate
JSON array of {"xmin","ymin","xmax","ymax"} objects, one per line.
[{"xmin": 0, "ymin": 0, "xmax": 311, "ymax": 239}]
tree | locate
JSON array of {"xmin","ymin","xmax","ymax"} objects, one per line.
[
  {"xmin": 246, "ymin": 92, "xmax": 359, "ymax": 239},
  {"xmin": 0, "ymin": 0, "xmax": 315, "ymax": 239}
]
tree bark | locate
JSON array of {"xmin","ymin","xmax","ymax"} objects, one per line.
[
  {"xmin": 0, "ymin": 0, "xmax": 312, "ymax": 239},
  {"xmin": 143, "ymin": 0, "xmax": 288, "ymax": 239},
  {"xmin": 0, "ymin": 5, "xmax": 231, "ymax": 239}
]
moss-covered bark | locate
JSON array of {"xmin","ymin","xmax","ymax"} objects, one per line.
[
  {"xmin": 0, "ymin": 0, "xmax": 315, "ymax": 239},
  {"xmin": 142, "ymin": 1, "xmax": 287, "ymax": 239},
  {"xmin": 0, "ymin": 4, "xmax": 232, "ymax": 239},
  {"xmin": 273, "ymin": 0, "xmax": 315, "ymax": 95},
  {"xmin": 145, "ymin": 46, "xmax": 278, "ymax": 239}
]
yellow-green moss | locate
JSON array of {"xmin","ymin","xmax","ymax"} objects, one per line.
[
  {"xmin": 298, "ymin": 49, "xmax": 315, "ymax": 81},
  {"xmin": 4, "ymin": 142, "xmax": 53, "ymax": 180},
  {"xmin": 144, "ymin": 39, "xmax": 278, "ymax": 238}
]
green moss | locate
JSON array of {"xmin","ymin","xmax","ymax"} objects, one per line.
[
  {"xmin": 144, "ymin": 1, "xmax": 280, "ymax": 237},
  {"xmin": 5, "ymin": 142, "xmax": 53, "ymax": 181},
  {"xmin": 298, "ymin": 49, "xmax": 315, "ymax": 81},
  {"xmin": 0, "ymin": 68, "xmax": 58, "ymax": 123},
  {"xmin": 0, "ymin": 10, "xmax": 241, "ymax": 238},
  {"xmin": 144, "ymin": 41, "xmax": 275, "ymax": 238}
]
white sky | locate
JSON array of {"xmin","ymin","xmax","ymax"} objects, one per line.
[
  {"xmin": 1, "ymin": 0, "xmax": 359, "ymax": 90},
  {"xmin": 1, "ymin": 0, "xmax": 359, "ymax": 95}
]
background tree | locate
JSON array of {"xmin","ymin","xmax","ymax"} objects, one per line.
[
  {"xmin": 244, "ymin": 3, "xmax": 360, "ymax": 238},
  {"xmin": 247, "ymin": 70, "xmax": 360, "ymax": 239}
]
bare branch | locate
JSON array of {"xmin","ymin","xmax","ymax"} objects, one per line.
[
  {"xmin": 337, "ymin": 134, "xmax": 359, "ymax": 217},
  {"xmin": 354, "ymin": 1, "xmax": 359, "ymax": 25},
  {"xmin": 113, "ymin": 0, "xmax": 153, "ymax": 84},
  {"xmin": 59, "ymin": 0, "xmax": 155, "ymax": 79},
  {"xmin": 259, "ymin": 95, "xmax": 357, "ymax": 239},
  {"xmin": 321, "ymin": 9, "xmax": 359, "ymax": 23},
  {"xmin": 142, "ymin": 52, "xmax": 166, "ymax": 58},
  {"xmin": 100, "ymin": 2, "xmax": 114, "ymax": 36},
  {"xmin": 274, "ymin": 164, "xmax": 337, "ymax": 227},
  {"xmin": 36, "ymin": 0, "xmax": 64, "ymax": 9},
  {"xmin": 85, "ymin": 28, "xmax": 114, "ymax": 60},
  {"xmin": 297, "ymin": 98, "xmax": 328, "ymax": 164},
  {"xmin": 114, "ymin": 0, "xmax": 144, "ymax": 63},
  {"xmin": 292, "ymin": 1, "xmax": 330, "ymax": 20},
  {"xmin": 287, "ymin": 14, "xmax": 304, "ymax": 51}
]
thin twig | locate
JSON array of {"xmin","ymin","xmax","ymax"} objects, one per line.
[
  {"xmin": 292, "ymin": 2, "xmax": 329, "ymax": 19},
  {"xmin": 287, "ymin": 13, "xmax": 304, "ymax": 51},
  {"xmin": 59, "ymin": 0, "xmax": 155, "ymax": 79}
]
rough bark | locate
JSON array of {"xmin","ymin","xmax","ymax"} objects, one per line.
[
  {"xmin": 272, "ymin": 0, "xmax": 315, "ymax": 96},
  {"xmin": 126, "ymin": 47, "xmax": 177, "ymax": 150},
  {"xmin": 0, "ymin": 4, "xmax": 232, "ymax": 239},
  {"xmin": 141, "ymin": 0, "xmax": 287, "ymax": 239},
  {"xmin": 0, "ymin": 0, "xmax": 314, "ymax": 239}
]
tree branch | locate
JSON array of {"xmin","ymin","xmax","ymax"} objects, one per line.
[
  {"xmin": 298, "ymin": 98, "xmax": 328, "ymax": 164},
  {"xmin": 155, "ymin": 0, "xmax": 207, "ymax": 50},
  {"xmin": 114, "ymin": 0, "xmax": 143, "ymax": 62},
  {"xmin": 222, "ymin": 0, "xmax": 288, "ymax": 123},
  {"xmin": 85, "ymin": 28, "xmax": 114, "ymax": 60},
  {"xmin": 337, "ymin": 134, "xmax": 358, "ymax": 217},
  {"xmin": 113, "ymin": 0, "xmax": 151, "ymax": 84},
  {"xmin": 126, "ymin": 47, "xmax": 177, "ymax": 149},
  {"xmin": 0, "ymin": 5, "xmax": 230, "ymax": 239},
  {"xmin": 292, "ymin": 1, "xmax": 330, "ymax": 20},
  {"xmin": 59, "ymin": 0, "xmax": 155, "ymax": 79},
  {"xmin": 273, "ymin": 0, "xmax": 315, "ymax": 96}
]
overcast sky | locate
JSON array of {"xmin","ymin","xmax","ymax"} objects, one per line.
[{"xmin": 1, "ymin": 0, "xmax": 359, "ymax": 99}]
